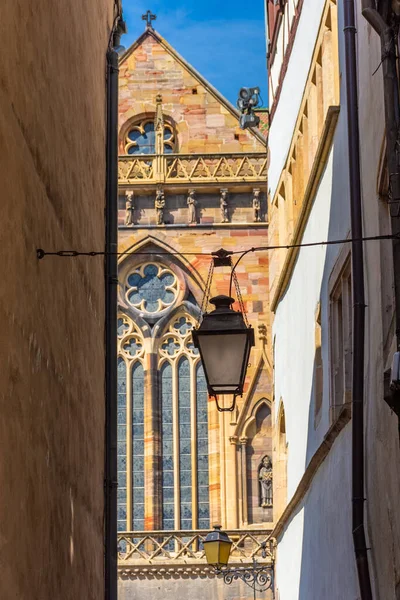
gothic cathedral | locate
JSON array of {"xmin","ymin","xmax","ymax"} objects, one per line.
[{"xmin": 116, "ymin": 20, "xmax": 274, "ymax": 600}]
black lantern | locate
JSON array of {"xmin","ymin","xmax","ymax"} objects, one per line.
[
  {"xmin": 203, "ymin": 525, "xmax": 233, "ymax": 568},
  {"xmin": 192, "ymin": 295, "xmax": 255, "ymax": 411}
]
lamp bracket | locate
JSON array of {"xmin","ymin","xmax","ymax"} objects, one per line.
[
  {"xmin": 212, "ymin": 248, "xmax": 233, "ymax": 267},
  {"xmin": 215, "ymin": 560, "xmax": 274, "ymax": 593},
  {"xmin": 212, "ymin": 394, "xmax": 238, "ymax": 412}
]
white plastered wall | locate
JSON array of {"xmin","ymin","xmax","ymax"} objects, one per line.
[{"xmin": 268, "ymin": 0, "xmax": 327, "ymax": 199}]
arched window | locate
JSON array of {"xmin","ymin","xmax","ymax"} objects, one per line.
[
  {"xmin": 159, "ymin": 314, "xmax": 210, "ymax": 531},
  {"xmin": 117, "ymin": 299, "xmax": 210, "ymax": 532},
  {"xmin": 196, "ymin": 364, "xmax": 209, "ymax": 528},
  {"xmin": 124, "ymin": 118, "xmax": 175, "ymax": 155},
  {"xmin": 117, "ymin": 316, "xmax": 145, "ymax": 532},
  {"xmin": 117, "ymin": 357, "xmax": 127, "ymax": 532},
  {"xmin": 132, "ymin": 362, "xmax": 145, "ymax": 531},
  {"xmin": 161, "ymin": 362, "xmax": 174, "ymax": 530}
]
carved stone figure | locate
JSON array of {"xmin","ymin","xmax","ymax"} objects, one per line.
[
  {"xmin": 253, "ymin": 189, "xmax": 262, "ymax": 222},
  {"xmin": 259, "ymin": 455, "xmax": 273, "ymax": 508},
  {"xmin": 187, "ymin": 190, "xmax": 197, "ymax": 224},
  {"xmin": 155, "ymin": 189, "xmax": 165, "ymax": 225},
  {"xmin": 220, "ymin": 190, "xmax": 229, "ymax": 223},
  {"xmin": 125, "ymin": 190, "xmax": 134, "ymax": 226}
]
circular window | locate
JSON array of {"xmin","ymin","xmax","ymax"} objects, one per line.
[{"xmin": 125, "ymin": 263, "xmax": 179, "ymax": 314}]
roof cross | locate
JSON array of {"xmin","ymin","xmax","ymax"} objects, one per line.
[{"xmin": 142, "ymin": 10, "xmax": 157, "ymax": 29}]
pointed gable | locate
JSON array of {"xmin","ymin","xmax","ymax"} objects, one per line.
[{"xmin": 119, "ymin": 29, "xmax": 266, "ymax": 154}]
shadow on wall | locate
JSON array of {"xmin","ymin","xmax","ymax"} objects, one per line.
[{"xmin": 295, "ymin": 121, "xmax": 357, "ymax": 599}]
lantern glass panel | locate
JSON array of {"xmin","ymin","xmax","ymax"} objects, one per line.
[
  {"xmin": 204, "ymin": 539, "xmax": 232, "ymax": 567},
  {"xmin": 204, "ymin": 540, "xmax": 220, "ymax": 566},
  {"xmin": 218, "ymin": 540, "xmax": 232, "ymax": 566},
  {"xmin": 197, "ymin": 333, "xmax": 248, "ymax": 393}
]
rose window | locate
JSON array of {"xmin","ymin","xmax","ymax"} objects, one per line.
[{"xmin": 126, "ymin": 263, "xmax": 178, "ymax": 314}]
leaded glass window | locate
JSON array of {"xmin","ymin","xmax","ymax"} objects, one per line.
[
  {"xmin": 117, "ymin": 318, "xmax": 145, "ymax": 531},
  {"xmin": 161, "ymin": 362, "xmax": 174, "ymax": 530},
  {"xmin": 125, "ymin": 119, "xmax": 175, "ymax": 154},
  {"xmin": 117, "ymin": 357, "xmax": 127, "ymax": 532},
  {"xmin": 179, "ymin": 357, "xmax": 192, "ymax": 529},
  {"xmin": 132, "ymin": 362, "xmax": 145, "ymax": 530},
  {"xmin": 159, "ymin": 314, "xmax": 209, "ymax": 531},
  {"xmin": 196, "ymin": 364, "xmax": 210, "ymax": 528},
  {"xmin": 117, "ymin": 276, "xmax": 210, "ymax": 533}
]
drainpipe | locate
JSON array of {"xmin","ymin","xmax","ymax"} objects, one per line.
[
  {"xmin": 343, "ymin": 1, "xmax": 373, "ymax": 599},
  {"xmin": 105, "ymin": 38, "xmax": 119, "ymax": 600}
]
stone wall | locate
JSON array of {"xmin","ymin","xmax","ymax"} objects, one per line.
[
  {"xmin": 119, "ymin": 226, "xmax": 269, "ymax": 332},
  {"xmin": 119, "ymin": 31, "xmax": 266, "ymax": 155},
  {"xmin": 119, "ymin": 573, "xmax": 274, "ymax": 600},
  {"xmin": 0, "ymin": 1, "xmax": 116, "ymax": 598}
]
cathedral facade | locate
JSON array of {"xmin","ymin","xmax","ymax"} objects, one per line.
[{"xmin": 116, "ymin": 21, "xmax": 273, "ymax": 600}]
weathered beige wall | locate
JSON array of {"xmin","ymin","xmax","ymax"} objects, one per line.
[
  {"xmin": 119, "ymin": 573, "xmax": 274, "ymax": 600},
  {"xmin": 0, "ymin": 2, "xmax": 115, "ymax": 598}
]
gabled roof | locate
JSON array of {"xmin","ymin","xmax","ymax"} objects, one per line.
[{"xmin": 120, "ymin": 28, "xmax": 267, "ymax": 147}]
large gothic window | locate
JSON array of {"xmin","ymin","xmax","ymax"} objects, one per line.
[
  {"xmin": 117, "ymin": 260, "xmax": 210, "ymax": 532},
  {"xmin": 124, "ymin": 119, "xmax": 175, "ymax": 154},
  {"xmin": 159, "ymin": 314, "xmax": 210, "ymax": 530}
]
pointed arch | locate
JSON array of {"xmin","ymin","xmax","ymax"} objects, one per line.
[
  {"xmin": 119, "ymin": 111, "xmax": 178, "ymax": 155},
  {"xmin": 117, "ymin": 240, "xmax": 211, "ymax": 532},
  {"xmin": 274, "ymin": 399, "xmax": 288, "ymax": 520},
  {"xmin": 117, "ymin": 235, "xmax": 206, "ymax": 302},
  {"xmin": 244, "ymin": 399, "xmax": 273, "ymax": 525}
]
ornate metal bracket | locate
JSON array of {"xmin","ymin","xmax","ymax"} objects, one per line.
[{"xmin": 215, "ymin": 558, "xmax": 274, "ymax": 592}]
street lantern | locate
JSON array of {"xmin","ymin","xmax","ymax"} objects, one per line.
[
  {"xmin": 192, "ymin": 295, "xmax": 255, "ymax": 411},
  {"xmin": 204, "ymin": 527, "xmax": 274, "ymax": 593},
  {"xmin": 203, "ymin": 525, "xmax": 233, "ymax": 569}
]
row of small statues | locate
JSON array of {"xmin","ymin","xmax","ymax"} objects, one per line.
[{"xmin": 124, "ymin": 189, "xmax": 263, "ymax": 226}]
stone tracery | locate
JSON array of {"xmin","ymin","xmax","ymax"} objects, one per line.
[{"xmin": 125, "ymin": 263, "xmax": 178, "ymax": 314}]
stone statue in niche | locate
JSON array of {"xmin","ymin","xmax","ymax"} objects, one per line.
[
  {"xmin": 220, "ymin": 189, "xmax": 229, "ymax": 223},
  {"xmin": 125, "ymin": 190, "xmax": 134, "ymax": 226},
  {"xmin": 253, "ymin": 189, "xmax": 262, "ymax": 222},
  {"xmin": 187, "ymin": 190, "xmax": 197, "ymax": 224},
  {"xmin": 155, "ymin": 188, "xmax": 165, "ymax": 225},
  {"xmin": 259, "ymin": 455, "xmax": 273, "ymax": 508}
]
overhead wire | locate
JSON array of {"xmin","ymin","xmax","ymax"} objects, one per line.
[{"xmin": 36, "ymin": 231, "xmax": 400, "ymax": 260}]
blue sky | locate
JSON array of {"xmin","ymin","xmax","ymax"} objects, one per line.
[{"xmin": 121, "ymin": 0, "xmax": 268, "ymax": 107}]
